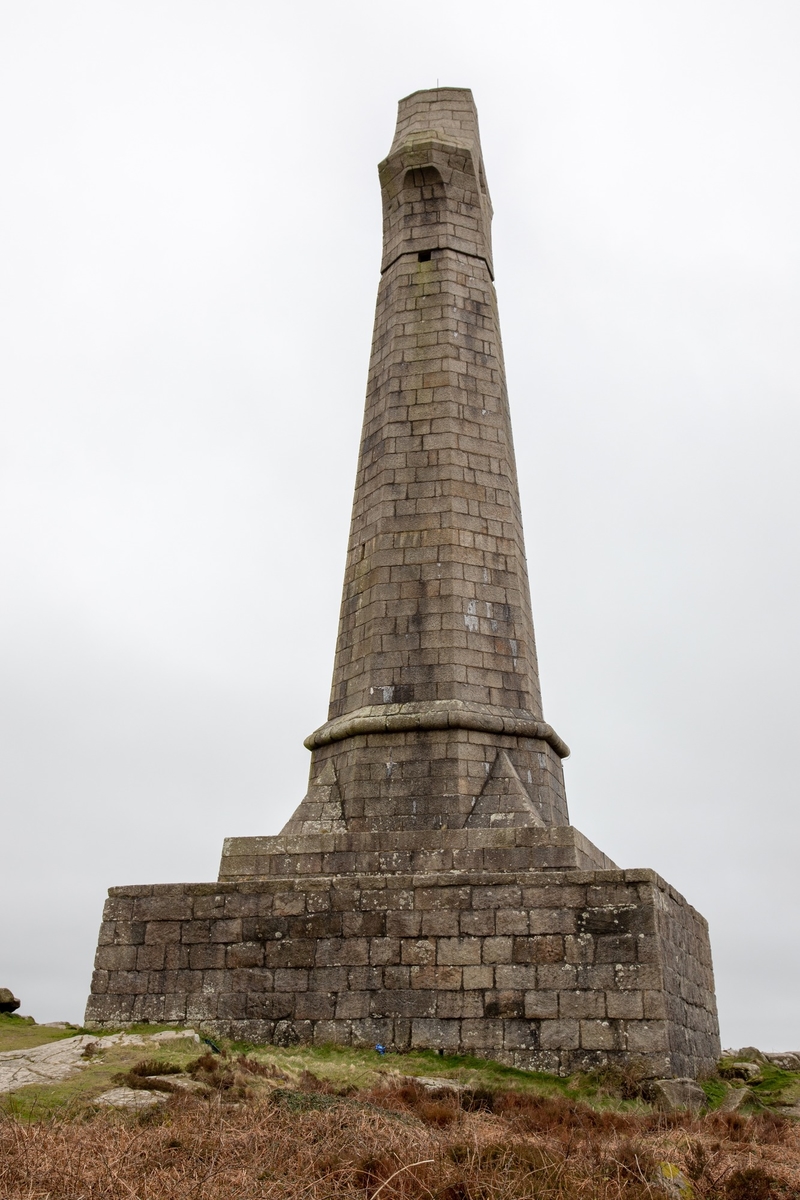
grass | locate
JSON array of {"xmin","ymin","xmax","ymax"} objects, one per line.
[
  {"xmin": 226, "ymin": 1040, "xmax": 577, "ymax": 1097},
  {"xmin": 222, "ymin": 1042, "xmax": 684, "ymax": 1115},
  {"xmin": 0, "ymin": 1014, "xmax": 83, "ymax": 1052},
  {"xmin": 701, "ymin": 1077, "xmax": 730, "ymax": 1110}
]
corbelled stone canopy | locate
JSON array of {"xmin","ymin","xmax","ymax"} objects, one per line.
[{"xmin": 86, "ymin": 89, "xmax": 720, "ymax": 1079}]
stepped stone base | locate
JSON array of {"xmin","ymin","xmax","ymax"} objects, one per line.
[
  {"xmin": 85, "ymin": 826, "xmax": 720, "ymax": 1078},
  {"xmin": 219, "ymin": 825, "xmax": 616, "ymax": 881}
]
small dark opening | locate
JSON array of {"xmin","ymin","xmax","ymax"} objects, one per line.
[{"xmin": 418, "ymin": 249, "xmax": 432, "ymax": 262}]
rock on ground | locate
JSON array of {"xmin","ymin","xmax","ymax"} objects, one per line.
[
  {"xmin": 407, "ymin": 1076, "xmax": 468, "ymax": 1093},
  {"xmin": 719, "ymin": 1087, "xmax": 751, "ymax": 1112},
  {"xmin": 766, "ymin": 1053, "xmax": 800, "ymax": 1071},
  {"xmin": 654, "ymin": 1161, "xmax": 695, "ymax": 1198},
  {"xmin": 720, "ymin": 1061, "xmax": 762, "ymax": 1081},
  {"xmin": 148, "ymin": 1075, "xmax": 208, "ymax": 1093},
  {"xmin": 0, "ymin": 1030, "xmax": 200, "ymax": 1093},
  {"xmin": 651, "ymin": 1078, "xmax": 707, "ymax": 1112},
  {"xmin": 0, "ymin": 989, "xmax": 20, "ymax": 1013},
  {"xmin": 94, "ymin": 1087, "xmax": 169, "ymax": 1110}
]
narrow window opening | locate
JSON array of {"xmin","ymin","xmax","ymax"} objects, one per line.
[{"xmin": 418, "ymin": 249, "xmax": 432, "ymax": 262}]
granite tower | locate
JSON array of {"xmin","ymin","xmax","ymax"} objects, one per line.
[{"xmin": 86, "ymin": 89, "xmax": 720, "ymax": 1078}]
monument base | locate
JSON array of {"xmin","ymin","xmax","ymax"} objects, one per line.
[{"xmin": 86, "ymin": 827, "xmax": 719, "ymax": 1078}]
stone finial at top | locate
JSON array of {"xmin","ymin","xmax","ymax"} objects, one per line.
[{"xmin": 379, "ymin": 87, "xmax": 494, "ymax": 277}]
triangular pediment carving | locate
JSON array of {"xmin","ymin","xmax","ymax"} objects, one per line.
[
  {"xmin": 280, "ymin": 759, "xmax": 346, "ymax": 835},
  {"xmin": 466, "ymin": 750, "xmax": 546, "ymax": 829}
]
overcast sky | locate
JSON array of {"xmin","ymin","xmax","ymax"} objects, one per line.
[{"xmin": 2, "ymin": 1, "xmax": 798, "ymax": 1051}]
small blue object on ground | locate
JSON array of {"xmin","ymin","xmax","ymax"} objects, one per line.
[{"xmin": 375, "ymin": 1044, "xmax": 386, "ymax": 1055}]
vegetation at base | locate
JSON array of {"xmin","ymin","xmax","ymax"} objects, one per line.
[
  {"xmin": 715, "ymin": 1055, "xmax": 800, "ymax": 1114},
  {"xmin": 0, "ymin": 1034, "xmax": 205, "ymax": 1121},
  {"xmin": 4, "ymin": 1021, "xmax": 800, "ymax": 1118},
  {"xmin": 701, "ymin": 1077, "xmax": 730, "ymax": 1109},
  {"xmin": 226, "ymin": 1039, "xmax": 580, "ymax": 1098},
  {"xmin": 2, "ymin": 1021, "xmax": 799, "ymax": 1195},
  {"xmin": 0, "ymin": 1077, "xmax": 797, "ymax": 1198},
  {"xmin": 749, "ymin": 1063, "xmax": 800, "ymax": 1107}
]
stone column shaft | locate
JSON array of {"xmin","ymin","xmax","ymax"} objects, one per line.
[{"xmin": 288, "ymin": 89, "xmax": 569, "ymax": 834}]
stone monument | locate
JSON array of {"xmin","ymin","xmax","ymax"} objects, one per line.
[{"xmin": 86, "ymin": 88, "xmax": 720, "ymax": 1077}]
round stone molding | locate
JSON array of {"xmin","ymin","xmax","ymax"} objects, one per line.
[{"xmin": 304, "ymin": 699, "xmax": 570, "ymax": 758}]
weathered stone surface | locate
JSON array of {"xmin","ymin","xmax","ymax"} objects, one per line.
[
  {"xmin": 720, "ymin": 1060, "xmax": 762, "ymax": 1081},
  {"xmin": 0, "ymin": 1030, "xmax": 199, "ymax": 1094},
  {"xmin": 149, "ymin": 1030, "xmax": 201, "ymax": 1044},
  {"xmin": 722, "ymin": 1046, "xmax": 800, "ymax": 1072},
  {"xmin": 719, "ymin": 1086, "xmax": 751, "ymax": 1112},
  {"xmin": 0, "ymin": 988, "xmax": 20, "ymax": 1013},
  {"xmin": 651, "ymin": 1078, "xmax": 707, "ymax": 1112},
  {"xmin": 95, "ymin": 1087, "xmax": 168, "ymax": 1109},
  {"xmin": 407, "ymin": 1075, "xmax": 468, "ymax": 1093},
  {"xmin": 724, "ymin": 1045, "xmax": 765, "ymax": 1060},
  {"xmin": 150, "ymin": 1074, "xmax": 208, "ymax": 1093},
  {"xmin": 0, "ymin": 1036, "xmax": 101, "ymax": 1092},
  {"xmin": 85, "ymin": 868, "xmax": 720, "ymax": 1077},
  {"xmin": 765, "ymin": 1052, "xmax": 800, "ymax": 1071},
  {"xmin": 219, "ymin": 826, "xmax": 615, "ymax": 880},
  {"xmin": 281, "ymin": 760, "xmax": 346, "ymax": 837},
  {"xmin": 84, "ymin": 87, "xmax": 720, "ymax": 1079},
  {"xmin": 653, "ymin": 1162, "xmax": 695, "ymax": 1199},
  {"xmin": 467, "ymin": 751, "xmax": 546, "ymax": 829},
  {"xmin": 296, "ymin": 87, "xmax": 570, "ymax": 833}
]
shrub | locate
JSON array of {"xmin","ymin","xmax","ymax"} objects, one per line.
[{"xmin": 725, "ymin": 1165, "xmax": 777, "ymax": 1200}]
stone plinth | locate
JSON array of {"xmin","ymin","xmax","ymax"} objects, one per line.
[{"xmin": 85, "ymin": 864, "xmax": 719, "ymax": 1079}]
